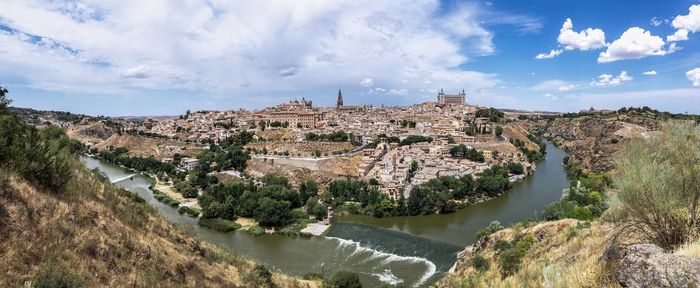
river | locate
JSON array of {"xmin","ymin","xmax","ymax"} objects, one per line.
[{"xmin": 81, "ymin": 141, "xmax": 568, "ymax": 287}]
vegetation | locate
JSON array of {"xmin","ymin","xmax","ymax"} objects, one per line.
[
  {"xmin": 178, "ymin": 206, "xmax": 201, "ymax": 217},
  {"xmin": 198, "ymin": 217, "xmax": 241, "ymax": 232},
  {"xmin": 152, "ymin": 188, "xmax": 180, "ymax": 207},
  {"xmin": 327, "ymin": 165, "xmax": 512, "ymax": 217},
  {"xmin": 326, "ymin": 271, "xmax": 362, "ymax": 288},
  {"xmin": 399, "ymin": 135, "xmax": 433, "ymax": 146},
  {"xmin": 542, "ymin": 170, "xmax": 608, "ymax": 221},
  {"xmin": 449, "ymin": 144, "xmax": 485, "ymax": 162},
  {"xmin": 475, "ymin": 221, "xmax": 505, "ymax": 239},
  {"xmin": 32, "ymin": 261, "xmax": 86, "ymax": 288},
  {"xmin": 475, "ymin": 108, "xmax": 504, "ymax": 122},
  {"xmin": 198, "ymin": 174, "xmax": 319, "ymax": 228},
  {"xmin": 305, "ymin": 131, "xmax": 351, "ymax": 142},
  {"xmin": 612, "ymin": 121, "xmax": 700, "ymax": 249}
]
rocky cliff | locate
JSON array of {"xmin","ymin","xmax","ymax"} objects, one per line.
[{"xmin": 541, "ymin": 113, "xmax": 661, "ymax": 172}]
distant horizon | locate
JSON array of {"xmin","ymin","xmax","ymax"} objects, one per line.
[{"xmin": 10, "ymin": 96, "xmax": 693, "ymax": 118}]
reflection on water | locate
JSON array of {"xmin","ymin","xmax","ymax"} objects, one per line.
[{"xmin": 80, "ymin": 142, "xmax": 568, "ymax": 287}]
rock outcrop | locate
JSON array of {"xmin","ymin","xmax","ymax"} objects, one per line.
[
  {"xmin": 617, "ymin": 244, "xmax": 700, "ymax": 288},
  {"xmin": 542, "ymin": 114, "xmax": 661, "ymax": 172}
]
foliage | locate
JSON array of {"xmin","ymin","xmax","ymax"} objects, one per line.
[
  {"xmin": 305, "ymin": 131, "xmax": 350, "ymax": 142},
  {"xmin": 449, "ymin": 144, "xmax": 485, "ymax": 162},
  {"xmin": 178, "ymin": 206, "xmax": 201, "ymax": 217},
  {"xmin": 506, "ymin": 162, "xmax": 524, "ymax": 175},
  {"xmin": 248, "ymin": 264, "xmax": 275, "ymax": 288},
  {"xmin": 613, "ymin": 121, "xmax": 700, "ymax": 249},
  {"xmin": 471, "ymin": 254, "xmax": 490, "ymax": 272},
  {"xmin": 542, "ymin": 181, "xmax": 606, "ymax": 221},
  {"xmin": 475, "ymin": 108, "xmax": 504, "ymax": 122},
  {"xmin": 198, "ymin": 217, "xmax": 241, "ymax": 232},
  {"xmin": 399, "ymin": 135, "xmax": 433, "ymax": 146},
  {"xmin": 475, "ymin": 220, "xmax": 505, "ymax": 239},
  {"xmin": 32, "ymin": 262, "xmax": 86, "ymax": 288},
  {"xmin": 327, "ymin": 271, "xmax": 362, "ymax": 288}
]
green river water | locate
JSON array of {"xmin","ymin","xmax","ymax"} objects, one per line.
[{"xmin": 81, "ymin": 141, "xmax": 568, "ymax": 287}]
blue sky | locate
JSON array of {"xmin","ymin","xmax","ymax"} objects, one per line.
[{"xmin": 1, "ymin": 0, "xmax": 699, "ymax": 116}]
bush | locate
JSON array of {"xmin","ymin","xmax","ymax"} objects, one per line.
[
  {"xmin": 475, "ymin": 220, "xmax": 505, "ymax": 239},
  {"xmin": 198, "ymin": 218, "xmax": 241, "ymax": 232},
  {"xmin": 248, "ymin": 264, "xmax": 274, "ymax": 288},
  {"xmin": 471, "ymin": 254, "xmax": 490, "ymax": 272},
  {"xmin": 498, "ymin": 248, "xmax": 523, "ymax": 278},
  {"xmin": 327, "ymin": 271, "xmax": 362, "ymax": 288},
  {"xmin": 178, "ymin": 206, "xmax": 201, "ymax": 217},
  {"xmin": 247, "ymin": 226, "xmax": 265, "ymax": 236},
  {"xmin": 613, "ymin": 122, "xmax": 700, "ymax": 249},
  {"xmin": 33, "ymin": 262, "xmax": 86, "ymax": 288}
]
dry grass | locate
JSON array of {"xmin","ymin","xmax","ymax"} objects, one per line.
[
  {"xmin": 438, "ymin": 219, "xmax": 619, "ymax": 288},
  {"xmin": 675, "ymin": 239, "xmax": 700, "ymax": 258},
  {"xmin": 0, "ymin": 165, "xmax": 317, "ymax": 287}
]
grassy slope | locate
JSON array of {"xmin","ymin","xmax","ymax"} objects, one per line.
[
  {"xmin": 0, "ymin": 164, "xmax": 316, "ymax": 287},
  {"xmin": 438, "ymin": 217, "xmax": 700, "ymax": 288}
]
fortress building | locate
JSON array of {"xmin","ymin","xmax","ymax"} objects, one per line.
[{"xmin": 437, "ymin": 89, "xmax": 466, "ymax": 106}]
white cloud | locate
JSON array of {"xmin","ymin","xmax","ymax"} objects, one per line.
[
  {"xmin": 531, "ymin": 79, "xmax": 578, "ymax": 91},
  {"xmin": 650, "ymin": 17, "xmax": 663, "ymax": 27},
  {"xmin": 672, "ymin": 5, "xmax": 700, "ymax": 33},
  {"xmin": 535, "ymin": 49, "xmax": 562, "ymax": 59},
  {"xmin": 360, "ymin": 77, "xmax": 374, "ymax": 87},
  {"xmin": 558, "ymin": 83, "xmax": 578, "ymax": 91},
  {"xmin": 0, "ymin": 0, "xmax": 508, "ymax": 102},
  {"xmin": 598, "ymin": 27, "xmax": 670, "ymax": 63},
  {"xmin": 642, "ymin": 70, "xmax": 657, "ymax": 76},
  {"xmin": 590, "ymin": 71, "xmax": 633, "ymax": 87},
  {"xmin": 557, "ymin": 18, "xmax": 606, "ymax": 51},
  {"xmin": 687, "ymin": 68, "xmax": 700, "ymax": 87},
  {"xmin": 667, "ymin": 29, "xmax": 689, "ymax": 42}
]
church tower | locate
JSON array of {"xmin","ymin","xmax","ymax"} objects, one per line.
[{"xmin": 336, "ymin": 89, "xmax": 344, "ymax": 109}]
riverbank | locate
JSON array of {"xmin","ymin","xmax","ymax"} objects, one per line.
[{"xmin": 81, "ymin": 141, "xmax": 569, "ymax": 287}]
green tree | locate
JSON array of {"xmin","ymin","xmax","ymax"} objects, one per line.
[
  {"xmin": 495, "ymin": 125, "xmax": 503, "ymax": 138},
  {"xmin": 255, "ymin": 197, "xmax": 293, "ymax": 227}
]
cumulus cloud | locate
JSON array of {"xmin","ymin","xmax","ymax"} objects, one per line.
[
  {"xmin": 557, "ymin": 18, "xmax": 606, "ymax": 51},
  {"xmin": 671, "ymin": 5, "xmax": 700, "ymax": 33},
  {"xmin": 590, "ymin": 71, "xmax": 633, "ymax": 87},
  {"xmin": 642, "ymin": 70, "xmax": 657, "ymax": 76},
  {"xmin": 687, "ymin": 68, "xmax": 700, "ymax": 87},
  {"xmin": 667, "ymin": 29, "xmax": 689, "ymax": 42},
  {"xmin": 360, "ymin": 77, "xmax": 374, "ymax": 87},
  {"xmin": 598, "ymin": 27, "xmax": 671, "ymax": 63},
  {"xmin": 0, "ymin": 0, "xmax": 512, "ymax": 103},
  {"xmin": 535, "ymin": 49, "xmax": 562, "ymax": 59}
]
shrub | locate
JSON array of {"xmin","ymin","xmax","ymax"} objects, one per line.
[
  {"xmin": 248, "ymin": 264, "xmax": 274, "ymax": 288},
  {"xmin": 327, "ymin": 271, "xmax": 362, "ymax": 288},
  {"xmin": 178, "ymin": 206, "xmax": 201, "ymax": 217},
  {"xmin": 613, "ymin": 122, "xmax": 700, "ymax": 249},
  {"xmin": 198, "ymin": 218, "xmax": 241, "ymax": 232},
  {"xmin": 248, "ymin": 226, "xmax": 265, "ymax": 236},
  {"xmin": 32, "ymin": 262, "xmax": 87, "ymax": 288},
  {"xmin": 471, "ymin": 254, "xmax": 490, "ymax": 272},
  {"xmin": 498, "ymin": 248, "xmax": 523, "ymax": 278},
  {"xmin": 475, "ymin": 220, "xmax": 505, "ymax": 239}
]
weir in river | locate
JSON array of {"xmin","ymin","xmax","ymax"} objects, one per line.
[{"xmin": 81, "ymin": 141, "xmax": 569, "ymax": 287}]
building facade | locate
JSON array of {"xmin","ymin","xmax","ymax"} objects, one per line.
[{"xmin": 437, "ymin": 89, "xmax": 466, "ymax": 106}]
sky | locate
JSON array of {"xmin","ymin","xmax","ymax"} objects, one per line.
[{"xmin": 1, "ymin": 0, "xmax": 699, "ymax": 116}]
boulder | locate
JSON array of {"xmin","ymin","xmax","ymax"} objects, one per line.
[{"xmin": 617, "ymin": 244, "xmax": 700, "ymax": 288}]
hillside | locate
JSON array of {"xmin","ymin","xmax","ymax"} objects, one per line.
[
  {"xmin": 537, "ymin": 110, "xmax": 669, "ymax": 172},
  {"xmin": 0, "ymin": 161, "xmax": 315, "ymax": 287}
]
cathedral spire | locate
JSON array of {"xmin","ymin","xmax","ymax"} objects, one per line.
[{"xmin": 336, "ymin": 88, "xmax": 344, "ymax": 109}]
